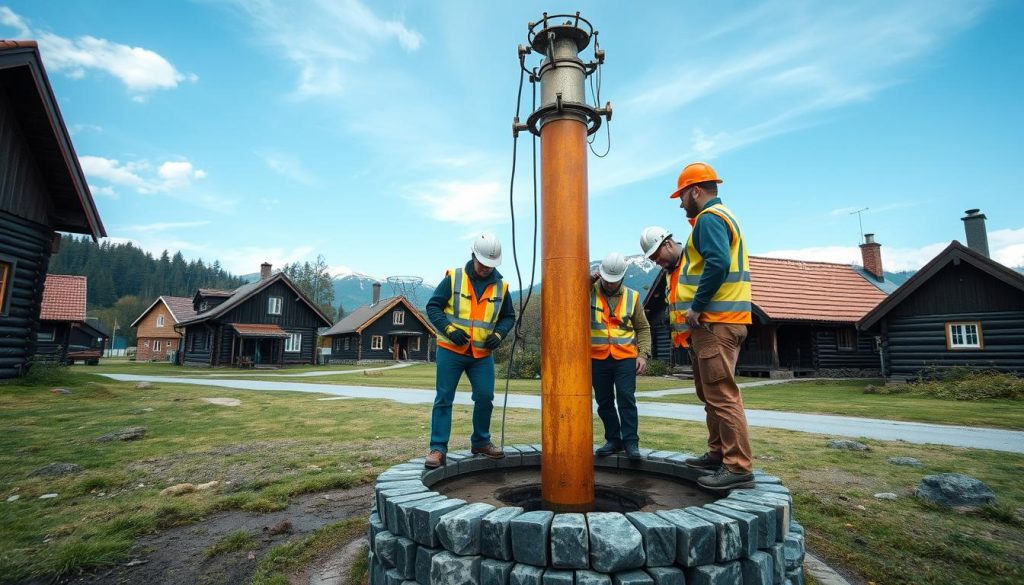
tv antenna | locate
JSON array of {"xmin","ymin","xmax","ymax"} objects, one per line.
[
  {"xmin": 385, "ymin": 276, "xmax": 423, "ymax": 305},
  {"xmin": 849, "ymin": 207, "xmax": 869, "ymax": 243}
]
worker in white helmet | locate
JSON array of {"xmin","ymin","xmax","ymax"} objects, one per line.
[
  {"xmin": 423, "ymin": 232, "xmax": 516, "ymax": 469},
  {"xmin": 590, "ymin": 252, "xmax": 652, "ymax": 460}
]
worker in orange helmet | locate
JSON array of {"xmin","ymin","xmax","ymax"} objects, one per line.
[{"xmin": 640, "ymin": 161, "xmax": 754, "ymax": 490}]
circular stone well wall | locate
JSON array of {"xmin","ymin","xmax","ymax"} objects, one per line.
[{"xmin": 368, "ymin": 446, "xmax": 806, "ymax": 585}]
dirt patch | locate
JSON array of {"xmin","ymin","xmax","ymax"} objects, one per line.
[
  {"xmin": 799, "ymin": 468, "xmax": 888, "ymax": 492},
  {"xmin": 40, "ymin": 483, "xmax": 374, "ymax": 585}
]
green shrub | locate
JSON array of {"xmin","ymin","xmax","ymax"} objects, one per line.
[
  {"xmin": 914, "ymin": 370, "xmax": 1024, "ymax": 400},
  {"xmin": 643, "ymin": 359, "xmax": 670, "ymax": 377},
  {"xmin": 13, "ymin": 358, "xmax": 71, "ymax": 387},
  {"xmin": 503, "ymin": 349, "xmax": 541, "ymax": 379}
]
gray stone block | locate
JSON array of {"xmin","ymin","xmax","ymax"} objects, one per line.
[
  {"xmin": 550, "ymin": 513, "xmax": 589, "ymax": 569},
  {"xmin": 520, "ymin": 451, "xmax": 543, "ymax": 467},
  {"xmin": 576, "ymin": 570, "xmax": 613, "ymax": 585},
  {"xmin": 752, "ymin": 473, "xmax": 782, "ymax": 484},
  {"xmin": 385, "ymin": 491, "xmax": 440, "ymax": 536},
  {"xmin": 411, "ymin": 498, "xmax": 466, "ymax": 547},
  {"xmin": 788, "ymin": 522, "xmax": 803, "ymax": 536},
  {"xmin": 481, "ymin": 506, "xmax": 524, "ymax": 561},
  {"xmin": 458, "ymin": 455, "xmax": 503, "ymax": 475},
  {"xmin": 511, "ymin": 510, "xmax": 554, "ymax": 566},
  {"xmin": 767, "ymin": 543, "xmax": 785, "ymax": 585},
  {"xmin": 705, "ymin": 503, "xmax": 759, "ymax": 558},
  {"xmin": 646, "ymin": 450, "xmax": 678, "ymax": 461},
  {"xmin": 512, "ymin": 444, "xmax": 538, "ymax": 453},
  {"xmin": 666, "ymin": 462, "xmax": 706, "ymax": 482},
  {"xmin": 626, "ymin": 511, "xmax": 676, "ymax": 567},
  {"xmin": 480, "ymin": 558, "xmax": 515, "ymax": 585},
  {"xmin": 377, "ymin": 468, "xmax": 426, "ymax": 482},
  {"xmin": 785, "ymin": 567, "xmax": 804, "ymax": 585},
  {"xmin": 587, "ymin": 512, "xmax": 646, "ymax": 573},
  {"xmin": 728, "ymin": 494, "xmax": 789, "ymax": 541},
  {"xmin": 783, "ymin": 533, "xmax": 804, "ymax": 570},
  {"xmin": 430, "ymin": 551, "xmax": 481, "ymax": 585},
  {"xmin": 394, "ymin": 537, "xmax": 418, "ymax": 579},
  {"xmin": 415, "ymin": 546, "xmax": 442, "ymax": 585},
  {"xmin": 370, "ymin": 511, "xmax": 386, "ymax": 546},
  {"xmin": 498, "ymin": 446, "xmax": 524, "ymax": 468},
  {"xmin": 741, "ymin": 550, "xmax": 774, "ymax": 585},
  {"xmin": 654, "ymin": 508, "xmax": 715, "ymax": 567},
  {"xmin": 397, "ymin": 495, "xmax": 447, "ymax": 540},
  {"xmin": 613, "ymin": 569, "xmax": 655, "ymax": 585},
  {"xmin": 715, "ymin": 499, "xmax": 777, "ymax": 549},
  {"xmin": 510, "ymin": 563, "xmax": 545, "ymax": 585},
  {"xmin": 447, "ymin": 450, "xmax": 473, "ymax": 462},
  {"xmin": 369, "ymin": 551, "xmax": 382, "ymax": 585},
  {"xmin": 685, "ymin": 507, "xmax": 742, "ymax": 562},
  {"xmin": 376, "ymin": 530, "xmax": 398, "ymax": 568},
  {"xmin": 543, "ymin": 569, "xmax": 574, "ymax": 585},
  {"xmin": 377, "ymin": 483, "xmax": 431, "ymax": 514},
  {"xmin": 422, "ymin": 467, "xmax": 445, "ymax": 487},
  {"xmin": 647, "ymin": 566, "xmax": 685, "ymax": 585},
  {"xmin": 686, "ymin": 561, "xmax": 742, "ymax": 585},
  {"xmin": 437, "ymin": 502, "xmax": 496, "ymax": 555},
  {"xmin": 384, "ymin": 567, "xmax": 405, "ymax": 585}
]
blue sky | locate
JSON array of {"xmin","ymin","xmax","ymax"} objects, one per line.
[{"xmin": 3, "ymin": 1, "xmax": 1022, "ymax": 286}]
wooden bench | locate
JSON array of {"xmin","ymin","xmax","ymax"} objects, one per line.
[{"xmin": 238, "ymin": 356, "xmax": 253, "ymax": 369}]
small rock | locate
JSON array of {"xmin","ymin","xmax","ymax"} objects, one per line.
[
  {"xmin": 51, "ymin": 388, "xmax": 72, "ymax": 395},
  {"xmin": 874, "ymin": 493, "xmax": 898, "ymax": 500},
  {"xmin": 826, "ymin": 439, "xmax": 870, "ymax": 451},
  {"xmin": 265, "ymin": 520, "xmax": 293, "ymax": 535},
  {"xmin": 135, "ymin": 382, "xmax": 153, "ymax": 389},
  {"xmin": 30, "ymin": 463, "xmax": 82, "ymax": 477},
  {"xmin": 7, "ymin": 495, "xmax": 20, "ymax": 502},
  {"xmin": 855, "ymin": 505, "xmax": 866, "ymax": 511},
  {"xmin": 160, "ymin": 483, "xmax": 195, "ymax": 496},
  {"xmin": 124, "ymin": 559, "xmax": 147, "ymax": 567},
  {"xmin": 201, "ymin": 397, "xmax": 240, "ymax": 407},
  {"xmin": 131, "ymin": 408, "xmax": 155, "ymax": 414},
  {"xmin": 195, "ymin": 481, "xmax": 219, "ymax": 491},
  {"xmin": 97, "ymin": 426, "xmax": 147, "ymax": 442},
  {"xmin": 39, "ymin": 493, "xmax": 58, "ymax": 500},
  {"xmin": 916, "ymin": 473, "xmax": 996, "ymax": 510},
  {"xmin": 247, "ymin": 551, "xmax": 256, "ymax": 560},
  {"xmin": 887, "ymin": 457, "xmax": 923, "ymax": 467}
]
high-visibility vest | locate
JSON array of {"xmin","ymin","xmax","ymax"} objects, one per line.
[
  {"xmin": 591, "ymin": 283, "xmax": 640, "ymax": 359},
  {"xmin": 437, "ymin": 267, "xmax": 509, "ymax": 358},
  {"xmin": 667, "ymin": 203, "xmax": 752, "ymax": 348}
]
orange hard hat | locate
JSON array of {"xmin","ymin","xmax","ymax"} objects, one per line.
[{"xmin": 669, "ymin": 162, "xmax": 723, "ymax": 199}]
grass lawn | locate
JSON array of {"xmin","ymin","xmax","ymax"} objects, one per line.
[
  {"xmin": 643, "ymin": 379, "xmax": 1024, "ymax": 430},
  {"xmin": 1, "ymin": 368, "xmax": 1022, "ymax": 584}
]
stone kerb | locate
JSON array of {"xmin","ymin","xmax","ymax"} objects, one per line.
[{"xmin": 369, "ymin": 447, "xmax": 805, "ymax": 585}]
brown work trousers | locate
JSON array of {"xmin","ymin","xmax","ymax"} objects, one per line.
[{"xmin": 690, "ymin": 322, "xmax": 752, "ymax": 473}]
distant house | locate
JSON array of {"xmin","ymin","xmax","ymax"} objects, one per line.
[
  {"xmin": 645, "ymin": 237, "xmax": 898, "ymax": 378},
  {"xmin": 176, "ymin": 263, "xmax": 333, "ymax": 367},
  {"xmin": 130, "ymin": 296, "xmax": 197, "ymax": 362},
  {"xmin": 36, "ymin": 275, "xmax": 108, "ymax": 365},
  {"xmin": 0, "ymin": 41, "xmax": 106, "ymax": 377},
  {"xmin": 859, "ymin": 210, "xmax": 1024, "ymax": 380},
  {"xmin": 321, "ymin": 282, "xmax": 436, "ymax": 363}
]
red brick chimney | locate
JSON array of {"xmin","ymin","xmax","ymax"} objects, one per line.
[
  {"xmin": 260, "ymin": 262, "xmax": 272, "ymax": 280},
  {"xmin": 860, "ymin": 233, "xmax": 883, "ymax": 281},
  {"xmin": 372, "ymin": 282, "xmax": 381, "ymax": 305}
]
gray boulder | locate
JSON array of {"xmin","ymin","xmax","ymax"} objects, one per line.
[
  {"xmin": 916, "ymin": 473, "xmax": 996, "ymax": 509},
  {"xmin": 825, "ymin": 439, "xmax": 869, "ymax": 451},
  {"xmin": 97, "ymin": 427, "xmax": 147, "ymax": 442},
  {"xmin": 30, "ymin": 463, "xmax": 82, "ymax": 477}
]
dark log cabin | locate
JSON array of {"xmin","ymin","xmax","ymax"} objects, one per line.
[
  {"xmin": 36, "ymin": 274, "xmax": 108, "ymax": 365},
  {"xmin": 859, "ymin": 211, "xmax": 1024, "ymax": 380},
  {"xmin": 177, "ymin": 263, "xmax": 332, "ymax": 367},
  {"xmin": 0, "ymin": 41, "xmax": 106, "ymax": 378},
  {"xmin": 322, "ymin": 282, "xmax": 436, "ymax": 363}
]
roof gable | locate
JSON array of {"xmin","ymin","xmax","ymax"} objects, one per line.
[
  {"xmin": 178, "ymin": 273, "xmax": 332, "ymax": 327},
  {"xmin": 40, "ymin": 274, "xmax": 87, "ymax": 321},
  {"xmin": 858, "ymin": 241, "xmax": 1024, "ymax": 329},
  {"xmin": 322, "ymin": 296, "xmax": 435, "ymax": 336},
  {"xmin": 130, "ymin": 295, "xmax": 197, "ymax": 328}
]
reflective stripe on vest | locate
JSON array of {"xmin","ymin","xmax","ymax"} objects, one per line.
[
  {"xmin": 590, "ymin": 284, "xmax": 639, "ymax": 359},
  {"xmin": 437, "ymin": 267, "xmax": 508, "ymax": 358},
  {"xmin": 667, "ymin": 203, "xmax": 752, "ymax": 348}
]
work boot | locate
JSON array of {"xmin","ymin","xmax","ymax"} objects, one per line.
[
  {"xmin": 471, "ymin": 443, "xmax": 505, "ymax": 459},
  {"xmin": 696, "ymin": 467, "xmax": 755, "ymax": 491},
  {"xmin": 595, "ymin": 441, "xmax": 623, "ymax": 457},
  {"xmin": 624, "ymin": 443, "xmax": 642, "ymax": 460},
  {"xmin": 424, "ymin": 450, "xmax": 446, "ymax": 469},
  {"xmin": 684, "ymin": 452, "xmax": 723, "ymax": 470}
]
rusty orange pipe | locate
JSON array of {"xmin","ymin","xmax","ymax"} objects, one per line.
[{"xmin": 540, "ymin": 118, "xmax": 594, "ymax": 512}]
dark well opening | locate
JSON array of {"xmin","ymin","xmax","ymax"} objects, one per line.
[{"xmin": 433, "ymin": 468, "xmax": 717, "ymax": 513}]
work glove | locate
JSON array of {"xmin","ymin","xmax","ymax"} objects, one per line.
[
  {"xmin": 445, "ymin": 325, "xmax": 469, "ymax": 346},
  {"xmin": 484, "ymin": 332, "xmax": 503, "ymax": 350}
]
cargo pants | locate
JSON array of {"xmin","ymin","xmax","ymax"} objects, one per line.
[{"xmin": 690, "ymin": 322, "xmax": 753, "ymax": 473}]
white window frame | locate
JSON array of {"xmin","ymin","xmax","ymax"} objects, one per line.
[
  {"xmin": 393, "ymin": 310, "xmax": 405, "ymax": 325},
  {"xmin": 153, "ymin": 340, "xmax": 162, "ymax": 352},
  {"xmin": 285, "ymin": 332, "xmax": 302, "ymax": 353},
  {"xmin": 343, "ymin": 337, "xmax": 350, "ymax": 351},
  {"xmin": 156, "ymin": 314, "xmax": 165, "ymax": 327},
  {"xmin": 268, "ymin": 296, "xmax": 283, "ymax": 315},
  {"xmin": 411, "ymin": 336, "xmax": 420, "ymax": 351},
  {"xmin": 371, "ymin": 335, "xmax": 383, "ymax": 350},
  {"xmin": 946, "ymin": 322, "xmax": 982, "ymax": 350}
]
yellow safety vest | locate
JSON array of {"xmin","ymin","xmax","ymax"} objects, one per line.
[
  {"xmin": 667, "ymin": 203, "xmax": 752, "ymax": 348},
  {"xmin": 437, "ymin": 267, "xmax": 509, "ymax": 358},
  {"xmin": 591, "ymin": 283, "xmax": 640, "ymax": 359}
]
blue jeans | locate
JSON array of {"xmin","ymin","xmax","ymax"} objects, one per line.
[
  {"xmin": 430, "ymin": 347, "xmax": 495, "ymax": 453},
  {"xmin": 592, "ymin": 357, "xmax": 638, "ymax": 446}
]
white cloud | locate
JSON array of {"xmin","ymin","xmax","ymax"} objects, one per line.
[
  {"xmin": 407, "ymin": 180, "xmax": 505, "ymax": 225},
  {"xmin": 214, "ymin": 246, "xmax": 317, "ymax": 275},
  {"xmin": 257, "ymin": 151, "xmax": 318, "ymax": 187},
  {"xmin": 88, "ymin": 184, "xmax": 118, "ymax": 198},
  {"xmin": 990, "ymin": 227, "xmax": 1024, "ymax": 268},
  {"xmin": 119, "ymin": 221, "xmax": 211, "ymax": 233},
  {"xmin": 80, "ymin": 156, "xmax": 207, "ymax": 194},
  {"xmin": 0, "ymin": 7, "xmax": 195, "ymax": 97}
]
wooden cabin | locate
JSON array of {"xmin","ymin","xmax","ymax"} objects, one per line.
[
  {"xmin": 0, "ymin": 41, "xmax": 106, "ymax": 377},
  {"xmin": 176, "ymin": 263, "xmax": 332, "ymax": 367},
  {"xmin": 321, "ymin": 283, "xmax": 436, "ymax": 363},
  {"xmin": 36, "ymin": 274, "xmax": 108, "ymax": 365},
  {"xmin": 130, "ymin": 296, "xmax": 196, "ymax": 362}
]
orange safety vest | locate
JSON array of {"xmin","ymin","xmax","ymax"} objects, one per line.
[
  {"xmin": 667, "ymin": 203, "xmax": 752, "ymax": 348},
  {"xmin": 436, "ymin": 267, "xmax": 509, "ymax": 358},
  {"xmin": 591, "ymin": 282, "xmax": 640, "ymax": 360}
]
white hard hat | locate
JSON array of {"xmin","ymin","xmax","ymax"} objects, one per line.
[
  {"xmin": 599, "ymin": 252, "xmax": 628, "ymax": 283},
  {"xmin": 471, "ymin": 232, "xmax": 502, "ymax": 267},
  {"xmin": 640, "ymin": 226, "xmax": 671, "ymax": 258}
]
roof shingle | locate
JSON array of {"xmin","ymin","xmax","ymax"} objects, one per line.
[
  {"xmin": 40, "ymin": 274, "xmax": 87, "ymax": 322},
  {"xmin": 749, "ymin": 256, "xmax": 888, "ymax": 322}
]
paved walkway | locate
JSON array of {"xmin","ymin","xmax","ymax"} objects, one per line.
[
  {"xmin": 635, "ymin": 377, "xmax": 850, "ymax": 397},
  {"xmin": 103, "ymin": 374, "xmax": 1024, "ymax": 454},
  {"xmin": 197, "ymin": 362, "xmax": 416, "ymax": 378}
]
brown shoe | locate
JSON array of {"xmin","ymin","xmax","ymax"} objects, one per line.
[
  {"xmin": 424, "ymin": 450, "xmax": 446, "ymax": 469},
  {"xmin": 471, "ymin": 443, "xmax": 505, "ymax": 459}
]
